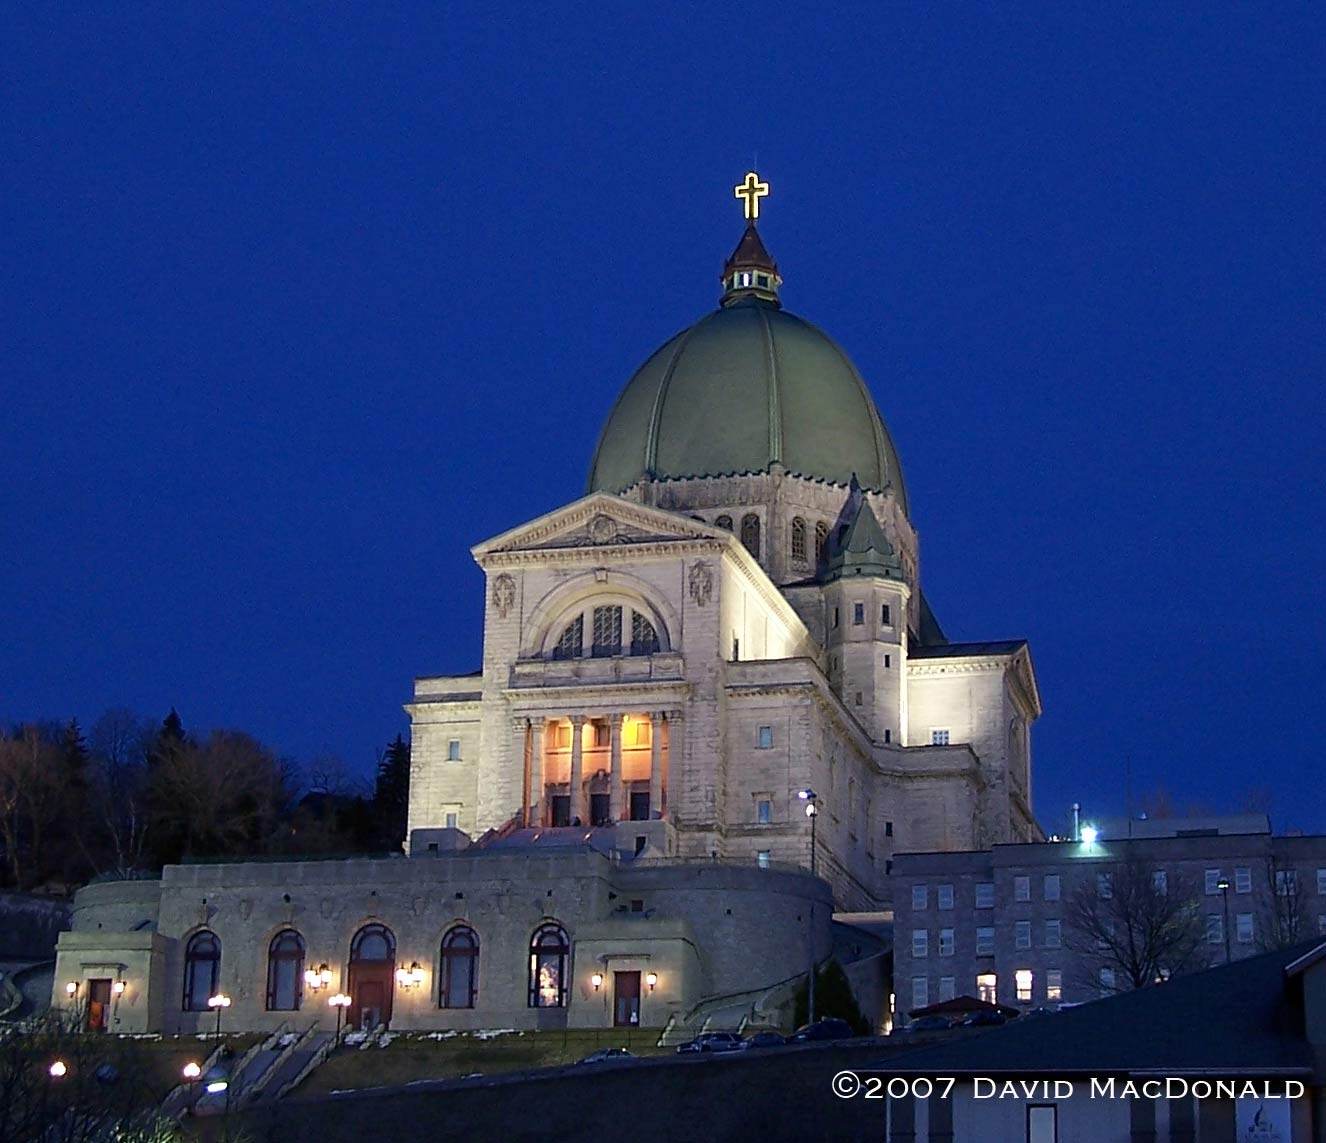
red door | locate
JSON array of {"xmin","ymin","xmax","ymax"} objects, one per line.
[
  {"xmin": 87, "ymin": 979, "xmax": 112, "ymax": 1033},
  {"xmin": 614, "ymin": 972, "xmax": 641, "ymax": 1027}
]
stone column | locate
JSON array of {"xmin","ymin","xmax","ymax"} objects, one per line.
[
  {"xmin": 529, "ymin": 717, "xmax": 545, "ymax": 827},
  {"xmin": 569, "ymin": 715, "xmax": 587, "ymax": 826},
  {"xmin": 608, "ymin": 714, "xmax": 624, "ymax": 823},
  {"xmin": 649, "ymin": 712, "xmax": 666, "ymax": 820},
  {"xmin": 513, "ymin": 717, "xmax": 530, "ymax": 827}
]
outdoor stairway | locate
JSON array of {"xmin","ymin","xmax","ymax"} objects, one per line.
[{"xmin": 248, "ymin": 1028, "xmax": 337, "ymax": 1102}]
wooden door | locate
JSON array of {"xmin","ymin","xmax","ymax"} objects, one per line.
[
  {"xmin": 87, "ymin": 978, "xmax": 112, "ymax": 1033},
  {"xmin": 613, "ymin": 971, "xmax": 641, "ymax": 1027}
]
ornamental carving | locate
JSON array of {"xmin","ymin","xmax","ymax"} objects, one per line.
[
  {"xmin": 588, "ymin": 514, "xmax": 619, "ymax": 544},
  {"xmin": 688, "ymin": 561, "xmax": 713, "ymax": 608},
  {"xmin": 491, "ymin": 573, "xmax": 516, "ymax": 618}
]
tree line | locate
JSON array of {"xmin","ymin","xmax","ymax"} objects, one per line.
[{"xmin": 0, "ymin": 708, "xmax": 412, "ymax": 892}]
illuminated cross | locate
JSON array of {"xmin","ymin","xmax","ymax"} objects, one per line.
[{"xmin": 733, "ymin": 171, "xmax": 770, "ymax": 221}]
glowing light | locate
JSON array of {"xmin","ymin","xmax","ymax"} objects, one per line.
[
  {"xmin": 1079, "ymin": 825, "xmax": 1098, "ymax": 845},
  {"xmin": 205, "ymin": 1080, "xmax": 229, "ymax": 1095},
  {"xmin": 112, "ymin": 981, "xmax": 126, "ymax": 996},
  {"xmin": 49, "ymin": 1060, "xmax": 67, "ymax": 1078},
  {"xmin": 207, "ymin": 993, "xmax": 231, "ymax": 1009},
  {"xmin": 182, "ymin": 1062, "xmax": 201, "ymax": 1080},
  {"xmin": 590, "ymin": 972, "xmax": 604, "ymax": 991},
  {"xmin": 328, "ymin": 993, "xmax": 352, "ymax": 1009},
  {"xmin": 734, "ymin": 171, "xmax": 769, "ymax": 220},
  {"xmin": 64, "ymin": 982, "xmax": 78, "ymax": 996},
  {"xmin": 645, "ymin": 972, "xmax": 658, "ymax": 991}
]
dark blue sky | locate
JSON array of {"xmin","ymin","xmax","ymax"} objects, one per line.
[{"xmin": 4, "ymin": 6, "xmax": 1324, "ymax": 836}]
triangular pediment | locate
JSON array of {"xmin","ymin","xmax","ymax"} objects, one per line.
[{"xmin": 473, "ymin": 493, "xmax": 727, "ymax": 560}]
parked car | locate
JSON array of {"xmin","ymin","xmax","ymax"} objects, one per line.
[
  {"xmin": 961, "ymin": 1010, "xmax": 1007, "ymax": 1027},
  {"xmin": 787, "ymin": 1017, "xmax": 855, "ymax": 1043},
  {"xmin": 1021, "ymin": 1007, "xmax": 1056, "ymax": 1019},
  {"xmin": 577, "ymin": 1048, "xmax": 636, "ymax": 1064},
  {"xmin": 901, "ymin": 1015, "xmax": 953, "ymax": 1033},
  {"xmin": 739, "ymin": 1030, "xmax": 787, "ymax": 1050},
  {"xmin": 675, "ymin": 1031, "xmax": 745, "ymax": 1053}
]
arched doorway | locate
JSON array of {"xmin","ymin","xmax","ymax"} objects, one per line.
[{"xmin": 348, "ymin": 923, "xmax": 395, "ymax": 1030}]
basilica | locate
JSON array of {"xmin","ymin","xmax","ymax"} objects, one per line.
[{"xmin": 54, "ymin": 176, "xmax": 1040, "ymax": 1038}]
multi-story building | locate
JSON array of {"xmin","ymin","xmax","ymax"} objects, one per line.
[{"xmin": 892, "ymin": 816, "xmax": 1326, "ymax": 1017}]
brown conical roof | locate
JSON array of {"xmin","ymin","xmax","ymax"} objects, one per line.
[{"xmin": 722, "ymin": 223, "xmax": 778, "ymax": 277}]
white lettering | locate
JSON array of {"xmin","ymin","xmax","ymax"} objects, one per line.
[
  {"xmin": 1091, "ymin": 1078, "xmax": 1116, "ymax": 1098},
  {"xmin": 973, "ymin": 1077, "xmax": 996, "ymax": 1099}
]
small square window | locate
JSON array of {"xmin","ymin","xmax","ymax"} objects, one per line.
[
  {"xmin": 937, "ymin": 884, "xmax": 954, "ymax": 910},
  {"xmin": 1015, "ymin": 920, "xmax": 1031, "ymax": 949},
  {"xmin": 630, "ymin": 899, "xmax": 644, "ymax": 913},
  {"xmin": 757, "ymin": 725, "xmax": 773, "ymax": 749},
  {"xmin": 912, "ymin": 885, "xmax": 928, "ymax": 911},
  {"xmin": 853, "ymin": 602, "xmax": 865, "ymax": 625},
  {"xmin": 931, "ymin": 729, "xmax": 950, "ymax": 746},
  {"xmin": 912, "ymin": 930, "xmax": 928, "ymax": 958},
  {"xmin": 756, "ymin": 850, "xmax": 770, "ymax": 869},
  {"xmin": 975, "ymin": 882, "xmax": 995, "ymax": 909},
  {"xmin": 1043, "ymin": 875, "xmax": 1060, "ymax": 901},
  {"xmin": 1014, "ymin": 876, "xmax": 1031, "ymax": 902},
  {"xmin": 1236, "ymin": 867, "xmax": 1253, "ymax": 894},
  {"xmin": 881, "ymin": 603, "xmax": 891, "ymax": 625},
  {"xmin": 1045, "ymin": 970, "xmax": 1062, "ymax": 1002},
  {"xmin": 447, "ymin": 739, "xmax": 461, "ymax": 761},
  {"xmin": 593, "ymin": 721, "xmax": 610, "ymax": 748},
  {"xmin": 445, "ymin": 812, "xmax": 458, "ymax": 830},
  {"xmin": 756, "ymin": 799, "xmax": 772, "ymax": 824}
]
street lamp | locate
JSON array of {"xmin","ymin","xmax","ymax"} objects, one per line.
[
  {"xmin": 1217, "ymin": 877, "xmax": 1232, "ymax": 964},
  {"xmin": 49, "ymin": 1060, "xmax": 68, "ymax": 1079},
  {"xmin": 328, "ymin": 992, "xmax": 352, "ymax": 1046},
  {"xmin": 207, "ymin": 993, "xmax": 231, "ymax": 1041},
  {"xmin": 797, "ymin": 788, "xmax": 821, "ymax": 1025}
]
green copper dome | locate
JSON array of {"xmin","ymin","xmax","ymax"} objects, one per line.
[{"xmin": 586, "ymin": 295, "xmax": 909, "ymax": 512}]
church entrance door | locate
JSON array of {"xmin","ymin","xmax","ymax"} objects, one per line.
[
  {"xmin": 353, "ymin": 977, "xmax": 388, "ymax": 1031},
  {"xmin": 613, "ymin": 971, "xmax": 640, "ymax": 1027},
  {"xmin": 348, "ymin": 923, "xmax": 396, "ymax": 1030}
]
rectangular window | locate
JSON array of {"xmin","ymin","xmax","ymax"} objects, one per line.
[
  {"xmin": 1317, "ymin": 868, "xmax": 1326, "ymax": 895},
  {"xmin": 1153, "ymin": 870, "xmax": 1168, "ymax": 896},
  {"xmin": 975, "ymin": 882, "xmax": 995, "ymax": 909},
  {"xmin": 912, "ymin": 930, "xmax": 928, "ymax": 958},
  {"xmin": 883, "ymin": 653, "xmax": 891, "ymax": 668},
  {"xmin": 445, "ymin": 812, "xmax": 458, "ymax": 830},
  {"xmin": 756, "ymin": 850, "xmax": 770, "ymax": 869},
  {"xmin": 591, "ymin": 605, "xmax": 623, "ymax": 657},
  {"xmin": 1205, "ymin": 868, "xmax": 1222, "ymax": 895},
  {"xmin": 1027, "ymin": 1104, "xmax": 1058, "ymax": 1143},
  {"xmin": 833, "ymin": 607, "xmax": 840, "ymax": 628},
  {"xmin": 976, "ymin": 927, "xmax": 995, "ymax": 956},
  {"xmin": 938, "ymin": 976, "xmax": 955, "ymax": 1002},
  {"xmin": 556, "ymin": 724, "xmax": 571, "ymax": 749},
  {"xmin": 1045, "ymin": 970, "xmax": 1062, "ymax": 1002},
  {"xmin": 592, "ymin": 721, "xmax": 610, "ymax": 748},
  {"xmin": 939, "ymin": 928, "xmax": 954, "ymax": 957},
  {"xmin": 756, "ymin": 799, "xmax": 772, "ymax": 824},
  {"xmin": 1099, "ymin": 967, "xmax": 1115, "ymax": 995},
  {"xmin": 1014, "ymin": 875, "xmax": 1031, "ymax": 902},
  {"xmin": 1043, "ymin": 874, "xmax": 1060, "ymax": 902},
  {"xmin": 1207, "ymin": 913, "xmax": 1223, "ymax": 944},
  {"xmin": 1237, "ymin": 866, "xmax": 1253, "ymax": 894},
  {"xmin": 757, "ymin": 725, "xmax": 773, "ymax": 749},
  {"xmin": 1015, "ymin": 920, "xmax": 1031, "ymax": 949},
  {"xmin": 1236, "ymin": 912, "xmax": 1254, "ymax": 943},
  {"xmin": 883, "ymin": 728, "xmax": 891, "ymax": 742},
  {"xmin": 853, "ymin": 602, "xmax": 865, "ymax": 625},
  {"xmin": 885, "ymin": 820, "xmax": 894, "ymax": 837},
  {"xmin": 1097, "ymin": 873, "xmax": 1113, "ymax": 899},
  {"xmin": 911, "ymin": 976, "xmax": 928, "ymax": 1010},
  {"xmin": 881, "ymin": 603, "xmax": 891, "ymax": 625},
  {"xmin": 1045, "ymin": 919, "xmax": 1061, "ymax": 949},
  {"xmin": 1276, "ymin": 869, "xmax": 1299, "ymax": 896},
  {"xmin": 1319, "ymin": 915, "xmax": 1326, "ymax": 935},
  {"xmin": 1015, "ymin": 969, "xmax": 1033, "ymax": 1002},
  {"xmin": 976, "ymin": 972, "xmax": 997, "ymax": 1003},
  {"xmin": 937, "ymin": 884, "xmax": 954, "ymax": 910},
  {"xmin": 931, "ymin": 728, "xmax": 950, "ymax": 746},
  {"xmin": 912, "ymin": 885, "xmax": 928, "ymax": 911},
  {"xmin": 447, "ymin": 738, "xmax": 461, "ymax": 761}
]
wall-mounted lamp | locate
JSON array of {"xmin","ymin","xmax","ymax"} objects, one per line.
[
  {"xmin": 590, "ymin": 972, "xmax": 604, "ymax": 992},
  {"xmin": 65, "ymin": 981, "xmax": 79, "ymax": 997},
  {"xmin": 112, "ymin": 980, "xmax": 126, "ymax": 997},
  {"xmin": 645, "ymin": 972, "xmax": 658, "ymax": 992},
  {"xmin": 304, "ymin": 963, "xmax": 333, "ymax": 990},
  {"xmin": 395, "ymin": 962, "xmax": 425, "ymax": 988}
]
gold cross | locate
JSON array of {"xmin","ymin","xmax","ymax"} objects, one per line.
[{"xmin": 733, "ymin": 171, "xmax": 769, "ymax": 221}]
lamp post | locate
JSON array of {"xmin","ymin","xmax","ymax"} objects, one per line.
[
  {"xmin": 207, "ymin": 993, "xmax": 231, "ymax": 1042},
  {"xmin": 328, "ymin": 992, "xmax": 351, "ymax": 1046},
  {"xmin": 797, "ymin": 788, "xmax": 820, "ymax": 1025},
  {"xmin": 1217, "ymin": 877, "xmax": 1232, "ymax": 964}
]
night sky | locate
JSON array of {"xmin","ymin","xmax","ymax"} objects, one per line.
[{"xmin": 4, "ymin": 6, "xmax": 1324, "ymax": 837}]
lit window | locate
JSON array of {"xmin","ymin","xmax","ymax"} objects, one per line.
[
  {"xmin": 740, "ymin": 272, "xmax": 751, "ymax": 287},
  {"xmin": 1099, "ymin": 967, "xmax": 1115, "ymax": 994},
  {"xmin": 939, "ymin": 928, "xmax": 954, "ymax": 957},
  {"xmin": 912, "ymin": 930, "xmax": 928, "ymax": 958},
  {"xmin": 757, "ymin": 726, "xmax": 773, "ymax": 749},
  {"xmin": 1014, "ymin": 876, "xmax": 1031, "ymax": 902},
  {"xmin": 975, "ymin": 927, "xmax": 995, "ymax": 956},
  {"xmin": 976, "ymin": 973, "xmax": 997, "ymax": 1003},
  {"xmin": 447, "ymin": 739, "xmax": 461, "ymax": 761},
  {"xmin": 912, "ymin": 885, "xmax": 928, "ymax": 911},
  {"xmin": 881, "ymin": 603, "xmax": 891, "ymax": 625},
  {"xmin": 1153, "ymin": 870, "xmax": 1168, "ymax": 896},
  {"xmin": 756, "ymin": 799, "xmax": 772, "ymax": 824},
  {"xmin": 1015, "ymin": 969, "xmax": 1033, "ymax": 1002},
  {"xmin": 937, "ymin": 884, "xmax": 954, "ymax": 910},
  {"xmin": 756, "ymin": 850, "xmax": 770, "ymax": 869},
  {"xmin": 528, "ymin": 922, "xmax": 569, "ymax": 1008},
  {"xmin": 1045, "ymin": 919, "xmax": 1061, "ymax": 949},
  {"xmin": 975, "ymin": 882, "xmax": 995, "ymax": 909},
  {"xmin": 853, "ymin": 602, "xmax": 865, "ymax": 625},
  {"xmin": 790, "ymin": 517, "xmax": 807, "ymax": 565},
  {"xmin": 1207, "ymin": 914, "xmax": 1223, "ymax": 944},
  {"xmin": 1237, "ymin": 867, "xmax": 1253, "ymax": 894},
  {"xmin": 1043, "ymin": 875, "xmax": 1060, "ymax": 901},
  {"xmin": 1205, "ymin": 869, "xmax": 1222, "ymax": 895},
  {"xmin": 931, "ymin": 729, "xmax": 950, "ymax": 746},
  {"xmin": 1236, "ymin": 913, "xmax": 1254, "ymax": 944},
  {"xmin": 1097, "ymin": 873, "xmax": 1113, "ymax": 899},
  {"xmin": 1015, "ymin": 920, "xmax": 1032, "ymax": 950},
  {"xmin": 911, "ymin": 976, "xmax": 928, "ymax": 1010},
  {"xmin": 938, "ymin": 976, "xmax": 955, "ymax": 1002},
  {"xmin": 1046, "ymin": 970, "xmax": 1062, "ymax": 1002}
]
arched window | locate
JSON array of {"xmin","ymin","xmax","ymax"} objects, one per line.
[
  {"xmin": 351, "ymin": 923, "xmax": 395, "ymax": 964},
  {"xmin": 544, "ymin": 599, "xmax": 667, "ymax": 660},
  {"xmin": 528, "ymin": 922, "xmax": 570, "ymax": 1008},
  {"xmin": 790, "ymin": 517, "xmax": 807, "ymax": 566},
  {"xmin": 714, "ymin": 515, "xmax": 733, "ymax": 531},
  {"xmin": 182, "ymin": 930, "xmax": 220, "ymax": 1012},
  {"xmin": 266, "ymin": 929, "xmax": 305, "ymax": 1011},
  {"xmin": 440, "ymin": 925, "xmax": 479, "ymax": 1009},
  {"xmin": 630, "ymin": 612, "xmax": 660, "ymax": 655},
  {"xmin": 552, "ymin": 615, "xmax": 583, "ymax": 660},
  {"xmin": 815, "ymin": 521, "xmax": 830, "ymax": 567},
  {"xmin": 741, "ymin": 514, "xmax": 760, "ymax": 559}
]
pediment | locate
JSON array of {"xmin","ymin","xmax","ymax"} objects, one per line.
[{"xmin": 473, "ymin": 493, "xmax": 724, "ymax": 559}]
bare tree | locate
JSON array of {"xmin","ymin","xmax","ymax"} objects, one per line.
[
  {"xmin": 0, "ymin": 727, "xmax": 67, "ymax": 890},
  {"xmin": 88, "ymin": 708, "xmax": 155, "ymax": 877},
  {"xmin": 1064, "ymin": 849, "xmax": 1211, "ymax": 993},
  {"xmin": 1258, "ymin": 855, "xmax": 1310, "ymax": 951}
]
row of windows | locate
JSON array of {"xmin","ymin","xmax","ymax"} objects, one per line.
[
  {"xmin": 705, "ymin": 514, "xmax": 841, "ymax": 570},
  {"xmin": 181, "ymin": 921, "xmax": 573, "ymax": 1013},
  {"xmin": 831, "ymin": 602, "xmax": 894, "ymax": 629},
  {"xmin": 911, "ymin": 968, "xmax": 1062, "ymax": 1011},
  {"xmin": 912, "ymin": 921, "xmax": 1063, "ymax": 958},
  {"xmin": 552, "ymin": 607, "xmax": 660, "ymax": 660}
]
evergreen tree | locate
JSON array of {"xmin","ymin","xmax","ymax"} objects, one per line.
[
  {"xmin": 374, "ymin": 734, "xmax": 410, "ymax": 851},
  {"xmin": 791, "ymin": 959, "xmax": 871, "ymax": 1034}
]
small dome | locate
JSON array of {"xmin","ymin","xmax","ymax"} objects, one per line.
[{"xmin": 587, "ymin": 295, "xmax": 908, "ymax": 512}]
